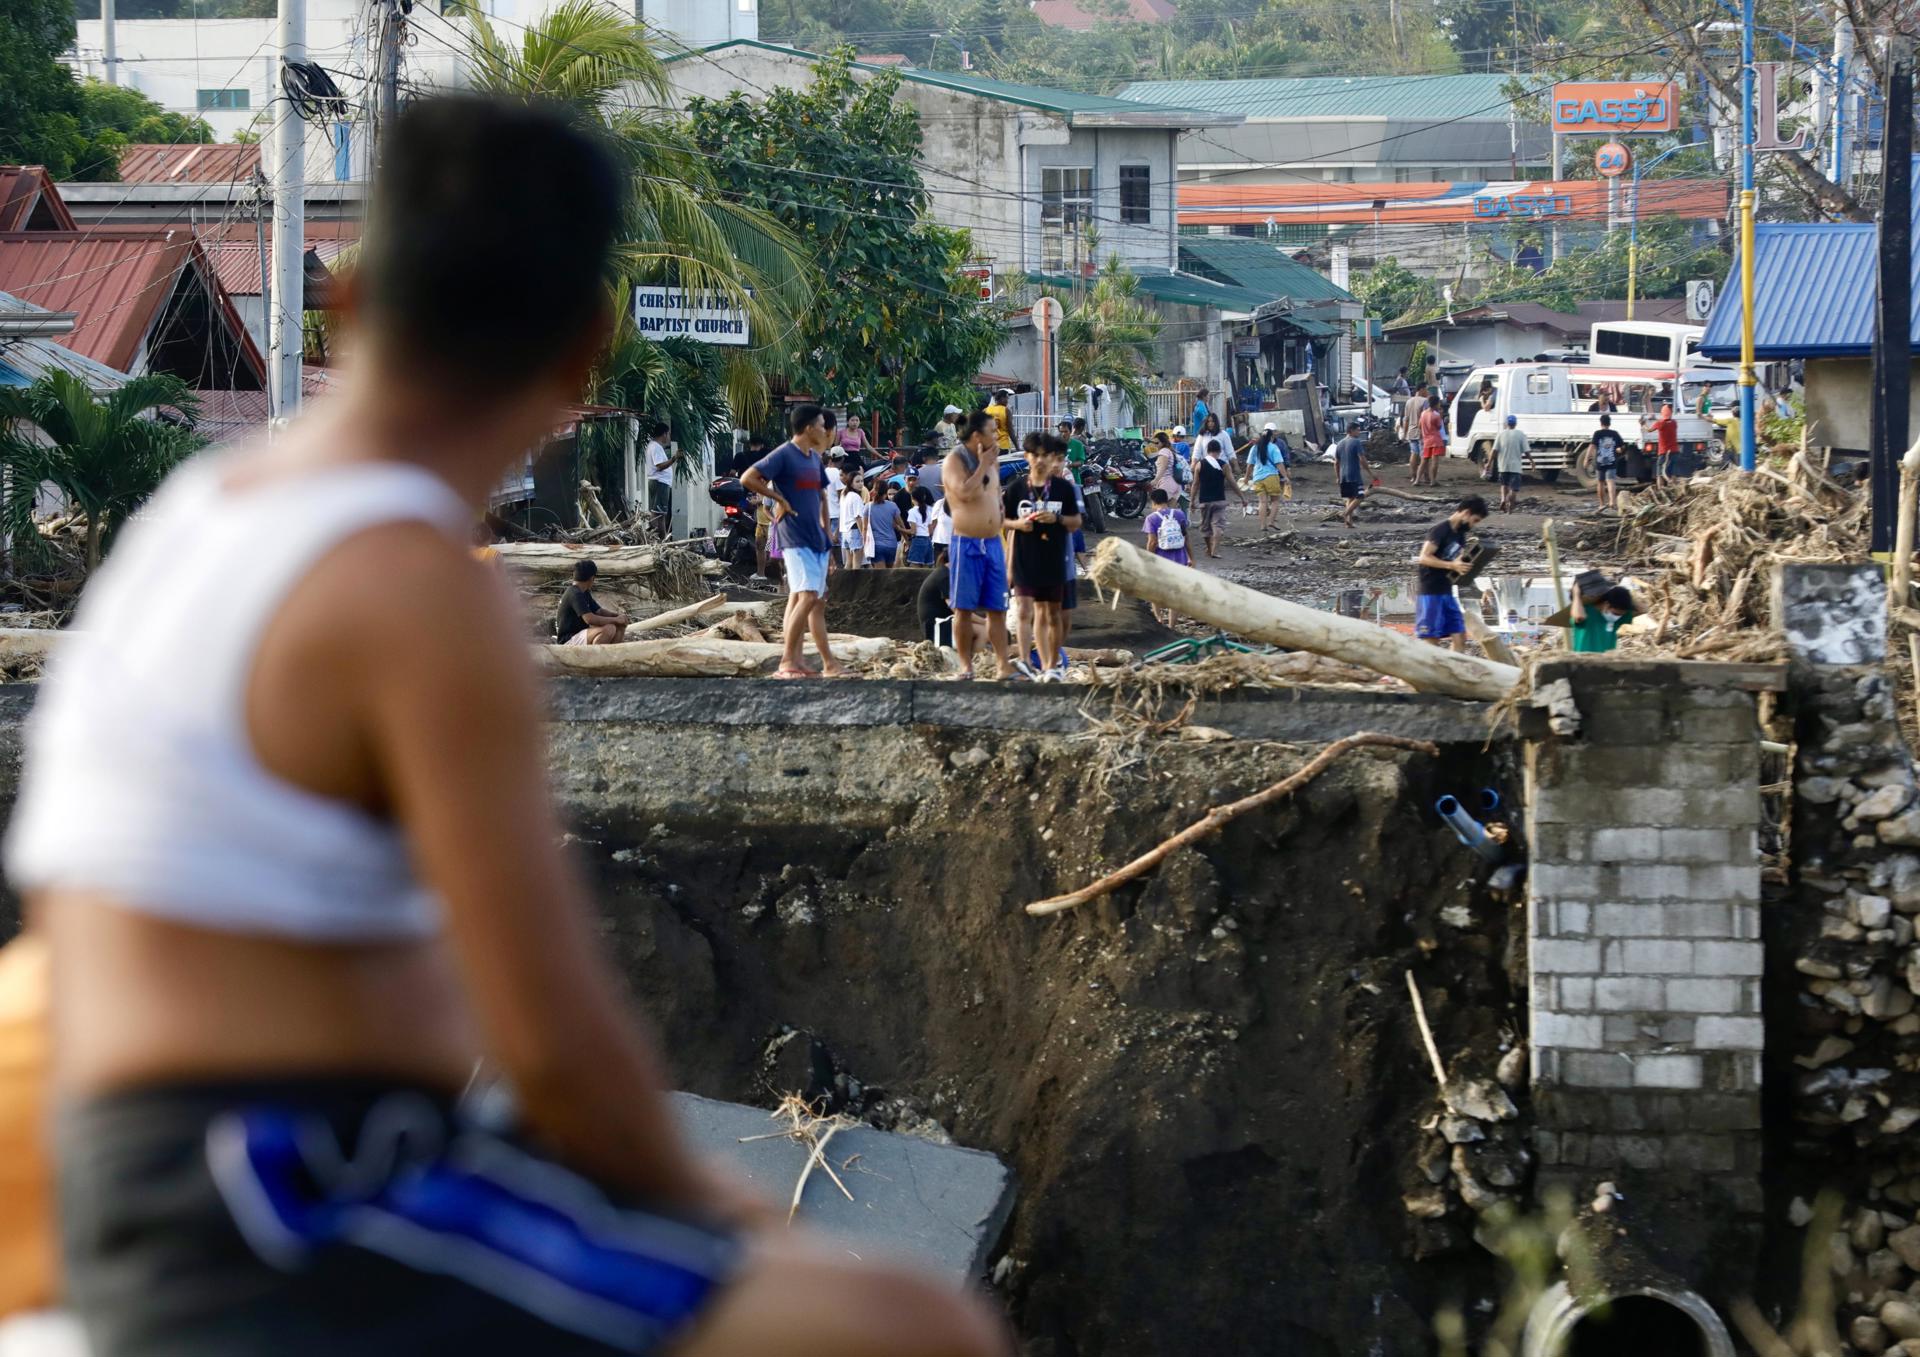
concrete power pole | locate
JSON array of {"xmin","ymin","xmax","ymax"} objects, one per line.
[
  {"xmin": 376, "ymin": 0, "xmax": 403, "ymax": 152},
  {"xmin": 269, "ymin": 0, "xmax": 307, "ymax": 422},
  {"xmin": 101, "ymin": 0, "xmax": 116, "ymax": 85}
]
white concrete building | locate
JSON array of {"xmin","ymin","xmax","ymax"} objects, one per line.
[
  {"xmin": 662, "ymin": 40, "xmax": 1238, "ymax": 283},
  {"xmin": 65, "ymin": 0, "xmax": 760, "ymax": 159}
]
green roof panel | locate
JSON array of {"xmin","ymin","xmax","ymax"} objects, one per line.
[
  {"xmin": 1176, "ymin": 236, "xmax": 1355, "ymax": 306},
  {"xmin": 1113, "ymin": 73, "xmax": 1531, "ymax": 122},
  {"xmin": 1025, "ymin": 270, "xmax": 1271, "ymax": 314}
]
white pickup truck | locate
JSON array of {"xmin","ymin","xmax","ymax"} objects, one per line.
[{"xmin": 1444, "ymin": 361, "xmax": 1724, "ymax": 483}]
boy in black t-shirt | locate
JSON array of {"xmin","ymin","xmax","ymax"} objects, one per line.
[
  {"xmin": 554, "ymin": 558, "xmax": 630, "ymax": 645},
  {"xmin": 1590, "ymin": 414, "xmax": 1623, "ymax": 512},
  {"xmin": 1005, "ymin": 432, "xmax": 1083, "ymax": 679}
]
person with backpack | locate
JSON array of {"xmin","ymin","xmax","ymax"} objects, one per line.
[
  {"xmin": 1143, "ymin": 488, "xmax": 1191, "ymax": 628},
  {"xmin": 1248, "ymin": 424, "xmax": 1291, "ymax": 531}
]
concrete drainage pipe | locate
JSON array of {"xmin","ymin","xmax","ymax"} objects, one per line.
[{"xmin": 1521, "ymin": 1281, "xmax": 1736, "ymax": 1357}]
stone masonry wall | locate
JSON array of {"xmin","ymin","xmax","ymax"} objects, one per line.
[{"xmin": 1524, "ymin": 659, "xmax": 1765, "ymax": 1272}]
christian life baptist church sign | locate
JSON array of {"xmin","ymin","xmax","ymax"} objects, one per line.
[{"xmin": 631, "ymin": 287, "xmax": 750, "ymax": 345}]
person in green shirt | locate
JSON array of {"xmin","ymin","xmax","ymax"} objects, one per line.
[
  {"xmin": 1570, "ymin": 585, "xmax": 1636, "ymax": 652},
  {"xmin": 1060, "ymin": 416, "xmax": 1088, "ymax": 466}
]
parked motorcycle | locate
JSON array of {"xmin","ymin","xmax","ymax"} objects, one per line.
[
  {"xmin": 1088, "ymin": 450, "xmax": 1152, "ymax": 519},
  {"xmin": 707, "ymin": 475, "xmax": 758, "ymax": 572}
]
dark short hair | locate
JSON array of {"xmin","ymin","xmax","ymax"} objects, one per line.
[
  {"xmin": 1458, "ymin": 495, "xmax": 1490, "ymax": 517},
  {"xmin": 649, "ymin": 420, "xmax": 670, "ymax": 438},
  {"xmin": 1603, "ymin": 586, "xmax": 1634, "ymax": 610},
  {"xmin": 1072, "ymin": 417, "xmax": 1086, "ymax": 431},
  {"xmin": 1598, "ymin": 413, "xmax": 1612, "ymax": 426},
  {"xmin": 573, "ymin": 559, "xmax": 598, "ymax": 582},
  {"xmin": 790, "ymin": 403, "xmax": 833, "ymax": 436},
  {"xmin": 1150, "ymin": 488, "xmax": 1171, "ymax": 504},
  {"xmin": 962, "ymin": 410, "xmax": 996, "ymax": 441},
  {"xmin": 1204, "ymin": 438, "xmax": 1222, "ymax": 455},
  {"xmin": 359, "ymin": 96, "xmax": 621, "ymax": 395}
]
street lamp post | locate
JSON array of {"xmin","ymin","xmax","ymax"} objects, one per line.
[{"xmin": 1627, "ymin": 140, "xmax": 1708, "ymax": 320}]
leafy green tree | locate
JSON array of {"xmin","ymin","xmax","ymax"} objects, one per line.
[
  {"xmin": 74, "ymin": 81, "xmax": 215, "ymax": 171},
  {"xmin": 0, "ymin": 372, "xmax": 203, "ymax": 570},
  {"xmin": 1353, "ymin": 258, "xmax": 1440, "ymax": 326},
  {"xmin": 686, "ymin": 50, "xmax": 1005, "ymax": 440},
  {"xmin": 3, "ymin": 0, "xmax": 104, "ymax": 179},
  {"xmin": 458, "ymin": 0, "xmax": 810, "ymax": 432},
  {"xmin": 1051, "ymin": 252, "xmax": 1158, "ymax": 417}
]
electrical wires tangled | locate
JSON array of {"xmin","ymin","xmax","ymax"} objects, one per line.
[{"xmin": 281, "ymin": 60, "xmax": 349, "ymax": 124}]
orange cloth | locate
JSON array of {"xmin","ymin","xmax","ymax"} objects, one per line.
[{"xmin": 0, "ymin": 935, "xmax": 56, "ymax": 1316}]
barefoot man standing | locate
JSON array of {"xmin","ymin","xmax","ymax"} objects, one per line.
[
  {"xmin": 941, "ymin": 410, "xmax": 1015, "ymax": 679},
  {"xmin": 744, "ymin": 403, "xmax": 844, "ymax": 678}
]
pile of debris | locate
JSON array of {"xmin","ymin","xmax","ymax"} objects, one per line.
[{"xmin": 1604, "ymin": 452, "xmax": 1866, "ymax": 663}]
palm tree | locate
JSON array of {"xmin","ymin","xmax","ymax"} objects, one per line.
[
  {"xmin": 456, "ymin": 0, "xmax": 811, "ymax": 422},
  {"xmin": 0, "ymin": 372, "xmax": 204, "ymax": 571},
  {"xmin": 1055, "ymin": 254, "xmax": 1160, "ymax": 420}
]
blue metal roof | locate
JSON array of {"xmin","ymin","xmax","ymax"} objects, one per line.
[{"xmin": 1700, "ymin": 193, "xmax": 1920, "ymax": 361}]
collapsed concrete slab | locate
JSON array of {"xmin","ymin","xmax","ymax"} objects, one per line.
[{"xmin": 671, "ymin": 1092, "xmax": 1016, "ymax": 1285}]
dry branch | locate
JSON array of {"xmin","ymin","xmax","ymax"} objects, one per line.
[
  {"xmin": 626, "ymin": 593, "xmax": 726, "ymax": 636},
  {"xmin": 1025, "ymin": 731, "xmax": 1438, "ymax": 915}
]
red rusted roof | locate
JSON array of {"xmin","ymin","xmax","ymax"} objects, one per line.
[
  {"xmin": 0, "ymin": 168, "xmax": 77, "ymax": 232},
  {"xmin": 0, "ymin": 228, "xmax": 263, "ymax": 383},
  {"xmin": 1031, "ymin": 0, "xmax": 1176, "ymax": 28},
  {"xmin": 197, "ymin": 219, "xmax": 358, "ymax": 297},
  {"xmin": 115, "ymin": 143, "xmax": 262, "ymax": 184}
]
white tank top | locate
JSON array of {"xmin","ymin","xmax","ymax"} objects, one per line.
[{"xmin": 4, "ymin": 452, "xmax": 473, "ymax": 942}]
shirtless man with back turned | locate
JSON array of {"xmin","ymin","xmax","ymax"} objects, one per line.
[{"xmin": 941, "ymin": 411, "xmax": 1014, "ymax": 679}]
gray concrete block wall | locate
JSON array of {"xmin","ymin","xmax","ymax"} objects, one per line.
[{"xmin": 1525, "ymin": 661, "xmax": 1765, "ymax": 1216}]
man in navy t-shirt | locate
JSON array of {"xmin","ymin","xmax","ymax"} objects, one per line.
[{"xmin": 744, "ymin": 403, "xmax": 843, "ymax": 679}]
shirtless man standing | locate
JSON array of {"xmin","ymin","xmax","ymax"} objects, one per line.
[{"xmin": 941, "ymin": 411, "xmax": 1014, "ymax": 679}]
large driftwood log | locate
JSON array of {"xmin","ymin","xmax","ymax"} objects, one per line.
[
  {"xmin": 0, "ymin": 629, "xmax": 60, "ymax": 664},
  {"xmin": 537, "ymin": 635, "xmax": 894, "ymax": 677},
  {"xmin": 1087, "ymin": 537, "xmax": 1519, "ymax": 701},
  {"xmin": 626, "ymin": 593, "xmax": 726, "ymax": 636},
  {"xmin": 494, "ymin": 543, "xmax": 673, "ymax": 579}
]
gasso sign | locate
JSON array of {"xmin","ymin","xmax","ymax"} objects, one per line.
[
  {"xmin": 1550, "ymin": 82, "xmax": 1678, "ymax": 135},
  {"xmin": 631, "ymin": 287, "xmax": 750, "ymax": 346}
]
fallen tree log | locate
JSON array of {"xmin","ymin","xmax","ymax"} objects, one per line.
[
  {"xmin": 537, "ymin": 635, "xmax": 894, "ymax": 677},
  {"xmin": 1087, "ymin": 537, "xmax": 1519, "ymax": 701},
  {"xmin": 0, "ymin": 629, "xmax": 60, "ymax": 665},
  {"xmin": 494, "ymin": 543, "xmax": 674, "ymax": 579},
  {"xmin": 627, "ymin": 593, "xmax": 727, "ymax": 636}
]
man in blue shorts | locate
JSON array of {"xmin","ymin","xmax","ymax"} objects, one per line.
[
  {"xmin": 939, "ymin": 411, "xmax": 1015, "ymax": 679},
  {"xmin": 744, "ymin": 403, "xmax": 844, "ymax": 678},
  {"xmin": 1413, "ymin": 494, "xmax": 1488, "ymax": 651}
]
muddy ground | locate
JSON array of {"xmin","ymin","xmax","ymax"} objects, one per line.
[{"xmin": 570, "ymin": 731, "xmax": 1528, "ymax": 1356}]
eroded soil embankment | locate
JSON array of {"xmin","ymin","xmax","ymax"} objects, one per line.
[{"xmin": 563, "ymin": 729, "xmax": 1523, "ymax": 1357}]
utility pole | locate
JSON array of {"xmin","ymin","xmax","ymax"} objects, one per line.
[
  {"xmin": 1831, "ymin": 9, "xmax": 1854, "ymax": 191},
  {"xmin": 101, "ymin": 0, "xmax": 116, "ymax": 85},
  {"xmin": 375, "ymin": 0, "xmax": 403, "ymax": 155},
  {"xmin": 1869, "ymin": 38, "xmax": 1913, "ymax": 556},
  {"xmin": 1736, "ymin": 0, "xmax": 1756, "ymax": 474},
  {"xmin": 269, "ymin": 0, "xmax": 306, "ymax": 423},
  {"xmin": 253, "ymin": 169, "xmax": 271, "ymax": 365}
]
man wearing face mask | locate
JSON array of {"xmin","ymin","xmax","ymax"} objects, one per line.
[{"xmin": 1571, "ymin": 583, "xmax": 1638, "ymax": 653}]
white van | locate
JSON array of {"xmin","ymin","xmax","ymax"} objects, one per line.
[
  {"xmin": 1588, "ymin": 320, "xmax": 1705, "ymax": 372},
  {"xmin": 1446, "ymin": 362, "xmax": 1721, "ymax": 482}
]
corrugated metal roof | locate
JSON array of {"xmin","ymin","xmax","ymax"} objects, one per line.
[
  {"xmin": 668, "ymin": 41, "xmax": 1237, "ymax": 126},
  {"xmin": 0, "ymin": 290, "xmax": 126, "ymax": 389},
  {"xmin": 0, "ymin": 229, "xmax": 195, "ymax": 370},
  {"xmin": 1699, "ymin": 205, "xmax": 1920, "ymax": 360},
  {"xmin": 199, "ymin": 224, "xmax": 355, "ymax": 297},
  {"xmin": 1177, "ymin": 236, "xmax": 1355, "ymax": 305},
  {"xmin": 116, "ymin": 143, "xmax": 262, "ymax": 184},
  {"xmin": 0, "ymin": 167, "xmax": 76, "ymax": 232},
  {"xmin": 1116, "ymin": 73, "xmax": 1531, "ymax": 122},
  {"xmin": 1025, "ymin": 268, "xmax": 1273, "ymax": 313}
]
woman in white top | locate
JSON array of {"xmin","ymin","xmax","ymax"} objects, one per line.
[
  {"xmin": 905, "ymin": 487, "xmax": 936, "ymax": 566},
  {"xmin": 5, "ymin": 96, "xmax": 1002, "ymax": 1357},
  {"xmin": 837, "ymin": 473, "xmax": 867, "ymax": 570},
  {"xmin": 930, "ymin": 495, "xmax": 953, "ymax": 566}
]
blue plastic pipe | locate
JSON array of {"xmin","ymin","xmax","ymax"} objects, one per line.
[{"xmin": 1437, "ymin": 795, "xmax": 1506, "ymax": 863}]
